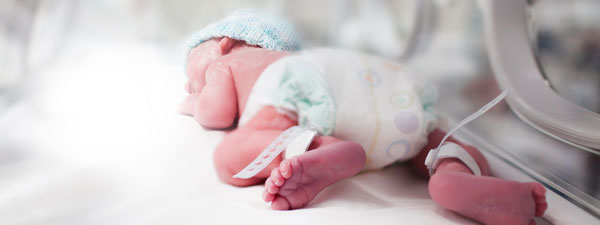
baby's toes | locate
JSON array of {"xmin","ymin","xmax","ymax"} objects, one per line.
[
  {"xmin": 530, "ymin": 182, "xmax": 546, "ymax": 198},
  {"xmin": 265, "ymin": 178, "xmax": 280, "ymax": 194},
  {"xmin": 271, "ymin": 196, "xmax": 291, "ymax": 210},
  {"xmin": 270, "ymin": 168, "xmax": 285, "ymax": 186},
  {"xmin": 263, "ymin": 176, "xmax": 281, "ymax": 202},
  {"xmin": 529, "ymin": 183, "xmax": 548, "ymax": 217},
  {"xmin": 279, "ymin": 159, "xmax": 293, "ymax": 179},
  {"xmin": 262, "ymin": 189, "xmax": 275, "ymax": 202},
  {"xmin": 535, "ymin": 197, "xmax": 548, "ymax": 217}
]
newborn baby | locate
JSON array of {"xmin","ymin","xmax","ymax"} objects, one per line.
[{"xmin": 179, "ymin": 9, "xmax": 547, "ymax": 225}]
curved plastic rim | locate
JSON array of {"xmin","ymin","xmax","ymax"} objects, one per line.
[{"xmin": 480, "ymin": 0, "xmax": 600, "ymax": 152}]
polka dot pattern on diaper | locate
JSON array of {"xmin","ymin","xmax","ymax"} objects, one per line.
[
  {"xmin": 381, "ymin": 60, "xmax": 403, "ymax": 72},
  {"xmin": 394, "ymin": 111, "xmax": 420, "ymax": 134},
  {"xmin": 385, "ymin": 140, "xmax": 411, "ymax": 160},
  {"xmin": 389, "ymin": 91, "xmax": 415, "ymax": 109},
  {"xmin": 358, "ymin": 69, "xmax": 381, "ymax": 86}
]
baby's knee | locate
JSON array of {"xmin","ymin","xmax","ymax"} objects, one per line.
[
  {"xmin": 212, "ymin": 133, "xmax": 273, "ymax": 187},
  {"xmin": 340, "ymin": 141, "xmax": 366, "ymax": 164},
  {"xmin": 217, "ymin": 170, "xmax": 263, "ymax": 187},
  {"xmin": 213, "ymin": 150, "xmax": 263, "ymax": 187}
]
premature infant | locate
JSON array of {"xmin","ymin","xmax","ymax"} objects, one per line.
[{"xmin": 179, "ymin": 9, "xmax": 547, "ymax": 225}]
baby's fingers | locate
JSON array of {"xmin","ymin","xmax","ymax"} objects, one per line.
[
  {"xmin": 186, "ymin": 39, "xmax": 221, "ymax": 93},
  {"xmin": 184, "ymin": 81, "xmax": 192, "ymax": 94},
  {"xmin": 193, "ymin": 63, "xmax": 238, "ymax": 129},
  {"xmin": 178, "ymin": 93, "xmax": 199, "ymax": 116}
]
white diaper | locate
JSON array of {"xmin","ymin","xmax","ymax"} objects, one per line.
[{"xmin": 240, "ymin": 48, "xmax": 438, "ymax": 171}]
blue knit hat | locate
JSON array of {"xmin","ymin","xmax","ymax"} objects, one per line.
[{"xmin": 187, "ymin": 8, "xmax": 302, "ymax": 52}]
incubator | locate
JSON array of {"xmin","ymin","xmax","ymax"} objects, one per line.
[{"xmin": 0, "ymin": 0, "xmax": 598, "ymax": 224}]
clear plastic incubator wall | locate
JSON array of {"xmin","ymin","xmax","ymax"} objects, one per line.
[{"xmin": 0, "ymin": 0, "xmax": 599, "ymax": 224}]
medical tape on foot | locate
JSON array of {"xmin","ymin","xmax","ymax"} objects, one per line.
[
  {"xmin": 232, "ymin": 126, "xmax": 317, "ymax": 179},
  {"xmin": 425, "ymin": 89, "xmax": 509, "ymax": 176}
]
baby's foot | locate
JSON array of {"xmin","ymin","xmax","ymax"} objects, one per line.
[
  {"xmin": 262, "ymin": 141, "xmax": 365, "ymax": 210},
  {"xmin": 429, "ymin": 171, "xmax": 548, "ymax": 225}
]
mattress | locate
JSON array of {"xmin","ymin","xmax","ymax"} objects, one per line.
[
  {"xmin": 1, "ymin": 40, "xmax": 588, "ymax": 225},
  {"xmin": 0, "ymin": 40, "xmax": 481, "ymax": 225}
]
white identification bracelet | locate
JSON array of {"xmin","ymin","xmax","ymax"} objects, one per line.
[
  {"xmin": 232, "ymin": 126, "xmax": 317, "ymax": 179},
  {"xmin": 425, "ymin": 89, "xmax": 509, "ymax": 176}
]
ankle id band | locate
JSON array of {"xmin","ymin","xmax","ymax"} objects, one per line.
[
  {"xmin": 232, "ymin": 126, "xmax": 317, "ymax": 179},
  {"xmin": 425, "ymin": 89, "xmax": 508, "ymax": 176},
  {"xmin": 425, "ymin": 142, "xmax": 481, "ymax": 176}
]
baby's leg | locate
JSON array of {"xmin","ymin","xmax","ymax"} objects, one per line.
[
  {"xmin": 213, "ymin": 106, "xmax": 296, "ymax": 186},
  {"xmin": 411, "ymin": 130, "xmax": 548, "ymax": 225},
  {"xmin": 262, "ymin": 137, "xmax": 366, "ymax": 210}
]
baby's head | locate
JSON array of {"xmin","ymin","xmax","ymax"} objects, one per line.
[
  {"xmin": 186, "ymin": 8, "xmax": 302, "ymax": 54},
  {"xmin": 184, "ymin": 8, "xmax": 302, "ymax": 91},
  {"xmin": 181, "ymin": 9, "xmax": 302, "ymax": 128}
]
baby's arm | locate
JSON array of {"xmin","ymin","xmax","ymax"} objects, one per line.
[
  {"xmin": 212, "ymin": 106, "xmax": 341, "ymax": 185},
  {"xmin": 179, "ymin": 38, "xmax": 239, "ymax": 129},
  {"xmin": 192, "ymin": 62, "xmax": 238, "ymax": 129},
  {"xmin": 213, "ymin": 105, "xmax": 348, "ymax": 187},
  {"xmin": 212, "ymin": 106, "xmax": 295, "ymax": 186}
]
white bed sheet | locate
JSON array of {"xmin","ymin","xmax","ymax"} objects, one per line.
[
  {"xmin": 13, "ymin": 38, "xmax": 600, "ymax": 224},
  {"xmin": 0, "ymin": 40, "xmax": 483, "ymax": 225}
]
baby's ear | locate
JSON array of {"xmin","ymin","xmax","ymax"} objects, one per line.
[{"xmin": 218, "ymin": 37, "xmax": 238, "ymax": 54}]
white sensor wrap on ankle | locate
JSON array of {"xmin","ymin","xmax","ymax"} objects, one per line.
[
  {"xmin": 425, "ymin": 142, "xmax": 481, "ymax": 176},
  {"xmin": 424, "ymin": 89, "xmax": 509, "ymax": 177}
]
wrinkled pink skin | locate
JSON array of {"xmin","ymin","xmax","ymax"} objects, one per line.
[{"xmin": 179, "ymin": 37, "xmax": 547, "ymax": 225}]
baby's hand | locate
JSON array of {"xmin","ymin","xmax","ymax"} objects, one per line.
[{"xmin": 179, "ymin": 38, "xmax": 239, "ymax": 129}]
